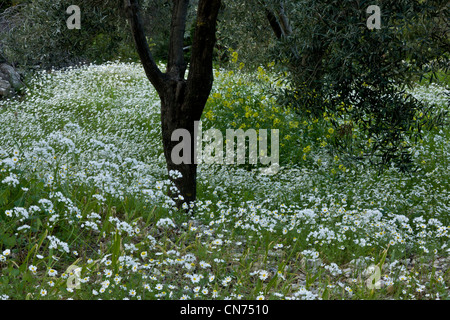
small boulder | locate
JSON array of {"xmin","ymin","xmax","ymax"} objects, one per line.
[
  {"xmin": 0, "ymin": 63, "xmax": 23, "ymax": 98},
  {"xmin": 0, "ymin": 79, "xmax": 11, "ymax": 97}
]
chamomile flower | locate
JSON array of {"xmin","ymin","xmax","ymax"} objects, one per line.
[
  {"xmin": 48, "ymin": 269, "xmax": 58, "ymax": 277},
  {"xmin": 259, "ymin": 270, "xmax": 269, "ymax": 281},
  {"xmin": 190, "ymin": 274, "xmax": 201, "ymax": 284},
  {"xmin": 28, "ymin": 265, "xmax": 37, "ymax": 274},
  {"xmin": 199, "ymin": 260, "xmax": 211, "ymax": 268}
]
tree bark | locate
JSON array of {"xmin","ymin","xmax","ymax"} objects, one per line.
[
  {"xmin": 125, "ymin": 0, "xmax": 221, "ymax": 211},
  {"xmin": 265, "ymin": 8, "xmax": 282, "ymax": 39},
  {"xmin": 160, "ymin": 96, "xmax": 198, "ymax": 208},
  {"xmin": 263, "ymin": 2, "xmax": 326, "ymax": 89}
]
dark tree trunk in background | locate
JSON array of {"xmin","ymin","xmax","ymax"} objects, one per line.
[
  {"xmin": 264, "ymin": 2, "xmax": 325, "ymax": 88},
  {"xmin": 124, "ymin": 0, "xmax": 221, "ymax": 211}
]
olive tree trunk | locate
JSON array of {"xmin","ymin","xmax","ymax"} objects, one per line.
[{"xmin": 124, "ymin": 0, "xmax": 222, "ymax": 210}]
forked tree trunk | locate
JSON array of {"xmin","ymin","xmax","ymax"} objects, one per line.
[{"xmin": 124, "ymin": 0, "xmax": 221, "ymax": 211}]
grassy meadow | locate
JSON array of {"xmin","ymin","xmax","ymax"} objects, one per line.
[{"xmin": 0, "ymin": 59, "xmax": 449, "ymax": 300}]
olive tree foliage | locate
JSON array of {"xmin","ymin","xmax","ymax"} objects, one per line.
[
  {"xmin": 215, "ymin": 1, "xmax": 276, "ymax": 67},
  {"xmin": 0, "ymin": 0, "xmax": 187, "ymax": 69},
  {"xmin": 219, "ymin": 0, "xmax": 449, "ymax": 171},
  {"xmin": 0, "ymin": 0, "xmax": 119, "ymax": 68}
]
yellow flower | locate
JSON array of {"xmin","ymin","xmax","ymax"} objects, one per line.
[
  {"xmin": 289, "ymin": 121, "xmax": 299, "ymax": 128},
  {"xmin": 231, "ymin": 51, "xmax": 238, "ymax": 63},
  {"xmin": 328, "ymin": 128, "xmax": 334, "ymax": 134},
  {"xmin": 205, "ymin": 110, "xmax": 214, "ymax": 120}
]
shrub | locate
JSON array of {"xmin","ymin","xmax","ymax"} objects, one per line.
[{"xmin": 0, "ymin": 0, "xmax": 138, "ymax": 69}]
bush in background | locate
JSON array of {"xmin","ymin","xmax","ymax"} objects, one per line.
[{"xmin": 0, "ymin": 0, "xmax": 181, "ymax": 70}]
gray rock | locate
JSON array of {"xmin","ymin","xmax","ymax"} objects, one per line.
[
  {"xmin": 0, "ymin": 63, "xmax": 23, "ymax": 97},
  {"xmin": 0, "ymin": 79, "xmax": 11, "ymax": 97}
]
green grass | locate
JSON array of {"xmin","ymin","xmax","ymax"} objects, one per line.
[{"xmin": 0, "ymin": 60, "xmax": 448, "ymax": 300}]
